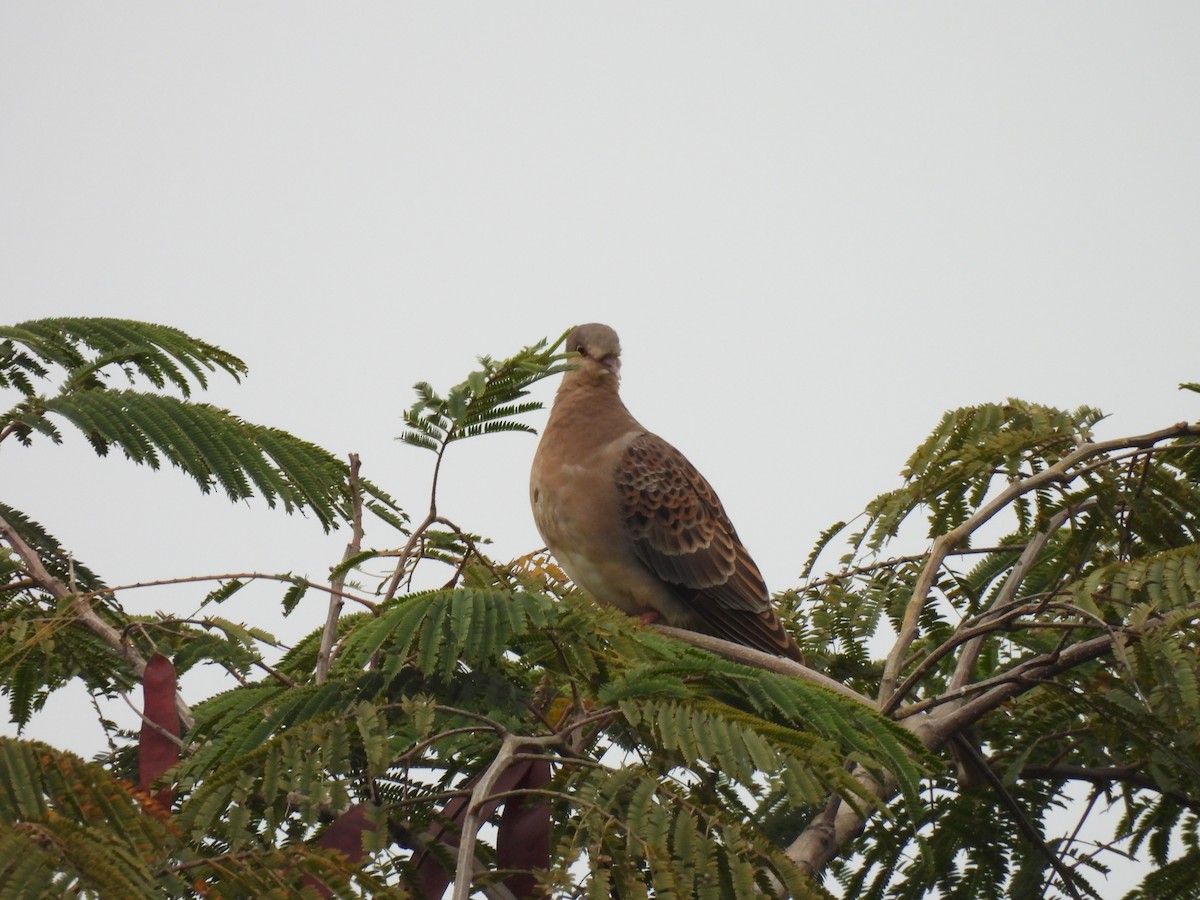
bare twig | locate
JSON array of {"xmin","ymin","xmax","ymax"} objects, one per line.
[
  {"xmin": 383, "ymin": 512, "xmax": 505, "ymax": 602},
  {"xmin": 952, "ymin": 734, "xmax": 1086, "ymax": 900},
  {"xmin": 1020, "ymin": 765, "xmax": 1200, "ymax": 811},
  {"xmin": 317, "ymin": 454, "xmax": 364, "ymax": 683},
  {"xmin": 384, "ymin": 434, "xmax": 455, "ymax": 602},
  {"xmin": 118, "ymin": 690, "xmax": 186, "ymax": 749},
  {"xmin": 383, "ymin": 510, "xmax": 437, "ymax": 602},
  {"xmin": 97, "ymin": 572, "xmax": 376, "ymax": 611},
  {"xmin": 253, "ymin": 658, "xmax": 297, "ymax": 688}
]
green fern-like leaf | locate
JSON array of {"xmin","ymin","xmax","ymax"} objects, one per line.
[
  {"xmin": 399, "ymin": 332, "xmax": 571, "ymax": 455},
  {"xmin": 333, "ymin": 588, "xmax": 556, "ymax": 679},
  {"xmin": 559, "ymin": 763, "xmax": 826, "ymax": 899},
  {"xmin": 0, "ymin": 317, "xmax": 246, "ymax": 399},
  {"xmin": 0, "ymin": 737, "xmax": 170, "ymax": 898},
  {"xmin": 35, "ymin": 390, "xmax": 353, "ymax": 530}
]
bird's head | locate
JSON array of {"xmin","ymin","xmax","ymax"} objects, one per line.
[{"xmin": 566, "ymin": 323, "xmax": 622, "ymax": 382}]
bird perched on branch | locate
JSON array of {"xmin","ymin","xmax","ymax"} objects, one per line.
[{"xmin": 530, "ymin": 323, "xmax": 803, "ymax": 663}]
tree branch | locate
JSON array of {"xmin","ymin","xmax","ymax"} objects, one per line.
[
  {"xmin": 798, "ymin": 545, "xmax": 1024, "ymax": 594},
  {"xmin": 450, "ymin": 733, "xmax": 562, "ymax": 900},
  {"xmin": 787, "ymin": 609, "xmax": 1175, "ymax": 875},
  {"xmin": 383, "ymin": 510, "xmax": 437, "ymax": 602},
  {"xmin": 98, "ymin": 572, "xmax": 377, "ymax": 610},
  {"xmin": 1021, "ymin": 764, "xmax": 1200, "ymax": 812},
  {"xmin": 880, "ymin": 421, "xmax": 1200, "ymax": 706},
  {"xmin": 922, "ymin": 628, "xmax": 1140, "ymax": 740},
  {"xmin": 650, "ymin": 624, "xmax": 877, "ymax": 709},
  {"xmin": 0, "ymin": 512, "xmax": 195, "ymax": 730},
  {"xmin": 317, "ymin": 453, "xmax": 363, "ymax": 683},
  {"xmin": 941, "ymin": 500, "xmax": 1094, "ymax": 701}
]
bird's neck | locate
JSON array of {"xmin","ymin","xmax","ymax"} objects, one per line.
[{"xmin": 548, "ymin": 371, "xmax": 640, "ymax": 440}]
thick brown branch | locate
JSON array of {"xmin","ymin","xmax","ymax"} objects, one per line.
[{"xmin": 924, "ymin": 631, "xmax": 1140, "ymax": 740}]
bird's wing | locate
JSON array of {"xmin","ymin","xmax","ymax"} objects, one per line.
[{"xmin": 615, "ymin": 432, "xmax": 800, "ymax": 659}]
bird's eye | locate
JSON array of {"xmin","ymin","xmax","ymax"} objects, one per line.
[{"xmin": 577, "ymin": 347, "xmax": 590, "ymax": 358}]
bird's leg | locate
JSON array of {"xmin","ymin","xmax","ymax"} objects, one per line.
[{"xmin": 637, "ymin": 610, "xmax": 661, "ymax": 626}]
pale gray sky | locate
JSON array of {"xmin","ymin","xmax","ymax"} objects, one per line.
[{"xmin": 3, "ymin": 3, "xmax": 1199, "ymax": 892}]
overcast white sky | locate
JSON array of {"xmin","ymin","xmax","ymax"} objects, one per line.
[{"xmin": 2, "ymin": 3, "xmax": 1199, "ymax": 891}]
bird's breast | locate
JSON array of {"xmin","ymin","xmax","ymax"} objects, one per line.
[{"xmin": 530, "ymin": 441, "xmax": 675, "ymax": 619}]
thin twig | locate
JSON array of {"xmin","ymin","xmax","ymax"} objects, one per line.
[
  {"xmin": 1048, "ymin": 788, "xmax": 1101, "ymax": 898},
  {"xmin": 952, "ymin": 733, "xmax": 1086, "ymax": 900},
  {"xmin": 798, "ymin": 546, "xmax": 1025, "ymax": 594},
  {"xmin": 443, "ymin": 519, "xmax": 507, "ymax": 587},
  {"xmin": 97, "ymin": 572, "xmax": 376, "ymax": 611},
  {"xmin": 383, "ymin": 510, "xmax": 436, "ymax": 602},
  {"xmin": 253, "ymin": 658, "xmax": 296, "ymax": 688},
  {"xmin": 118, "ymin": 690, "xmax": 186, "ymax": 749},
  {"xmin": 1020, "ymin": 765, "xmax": 1200, "ymax": 812},
  {"xmin": 317, "ymin": 453, "xmax": 364, "ymax": 683},
  {"xmin": 885, "ymin": 601, "xmax": 1037, "ymax": 710},
  {"xmin": 118, "ymin": 616, "xmax": 296, "ymax": 687},
  {"xmin": 384, "ymin": 434, "xmax": 454, "ymax": 601}
]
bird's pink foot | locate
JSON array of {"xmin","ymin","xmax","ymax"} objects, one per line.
[{"xmin": 637, "ymin": 610, "xmax": 661, "ymax": 626}]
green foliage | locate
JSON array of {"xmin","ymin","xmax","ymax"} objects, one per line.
[
  {"xmin": 0, "ymin": 737, "xmax": 404, "ymax": 897},
  {"xmin": 333, "ymin": 587, "xmax": 555, "ymax": 679},
  {"xmin": 556, "ymin": 762, "xmax": 825, "ymax": 899},
  {"xmin": 399, "ymin": 331, "xmax": 571, "ymax": 455},
  {"xmin": 4, "ymin": 319, "xmax": 1200, "ymax": 897},
  {"xmin": 0, "ymin": 317, "xmax": 246, "ymax": 399},
  {"xmin": 800, "ymin": 398, "xmax": 1200, "ymax": 898},
  {"xmin": 854, "ymin": 399, "xmax": 1104, "ymax": 555},
  {"xmin": 1, "ymin": 316, "xmax": 405, "ymax": 532}
]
